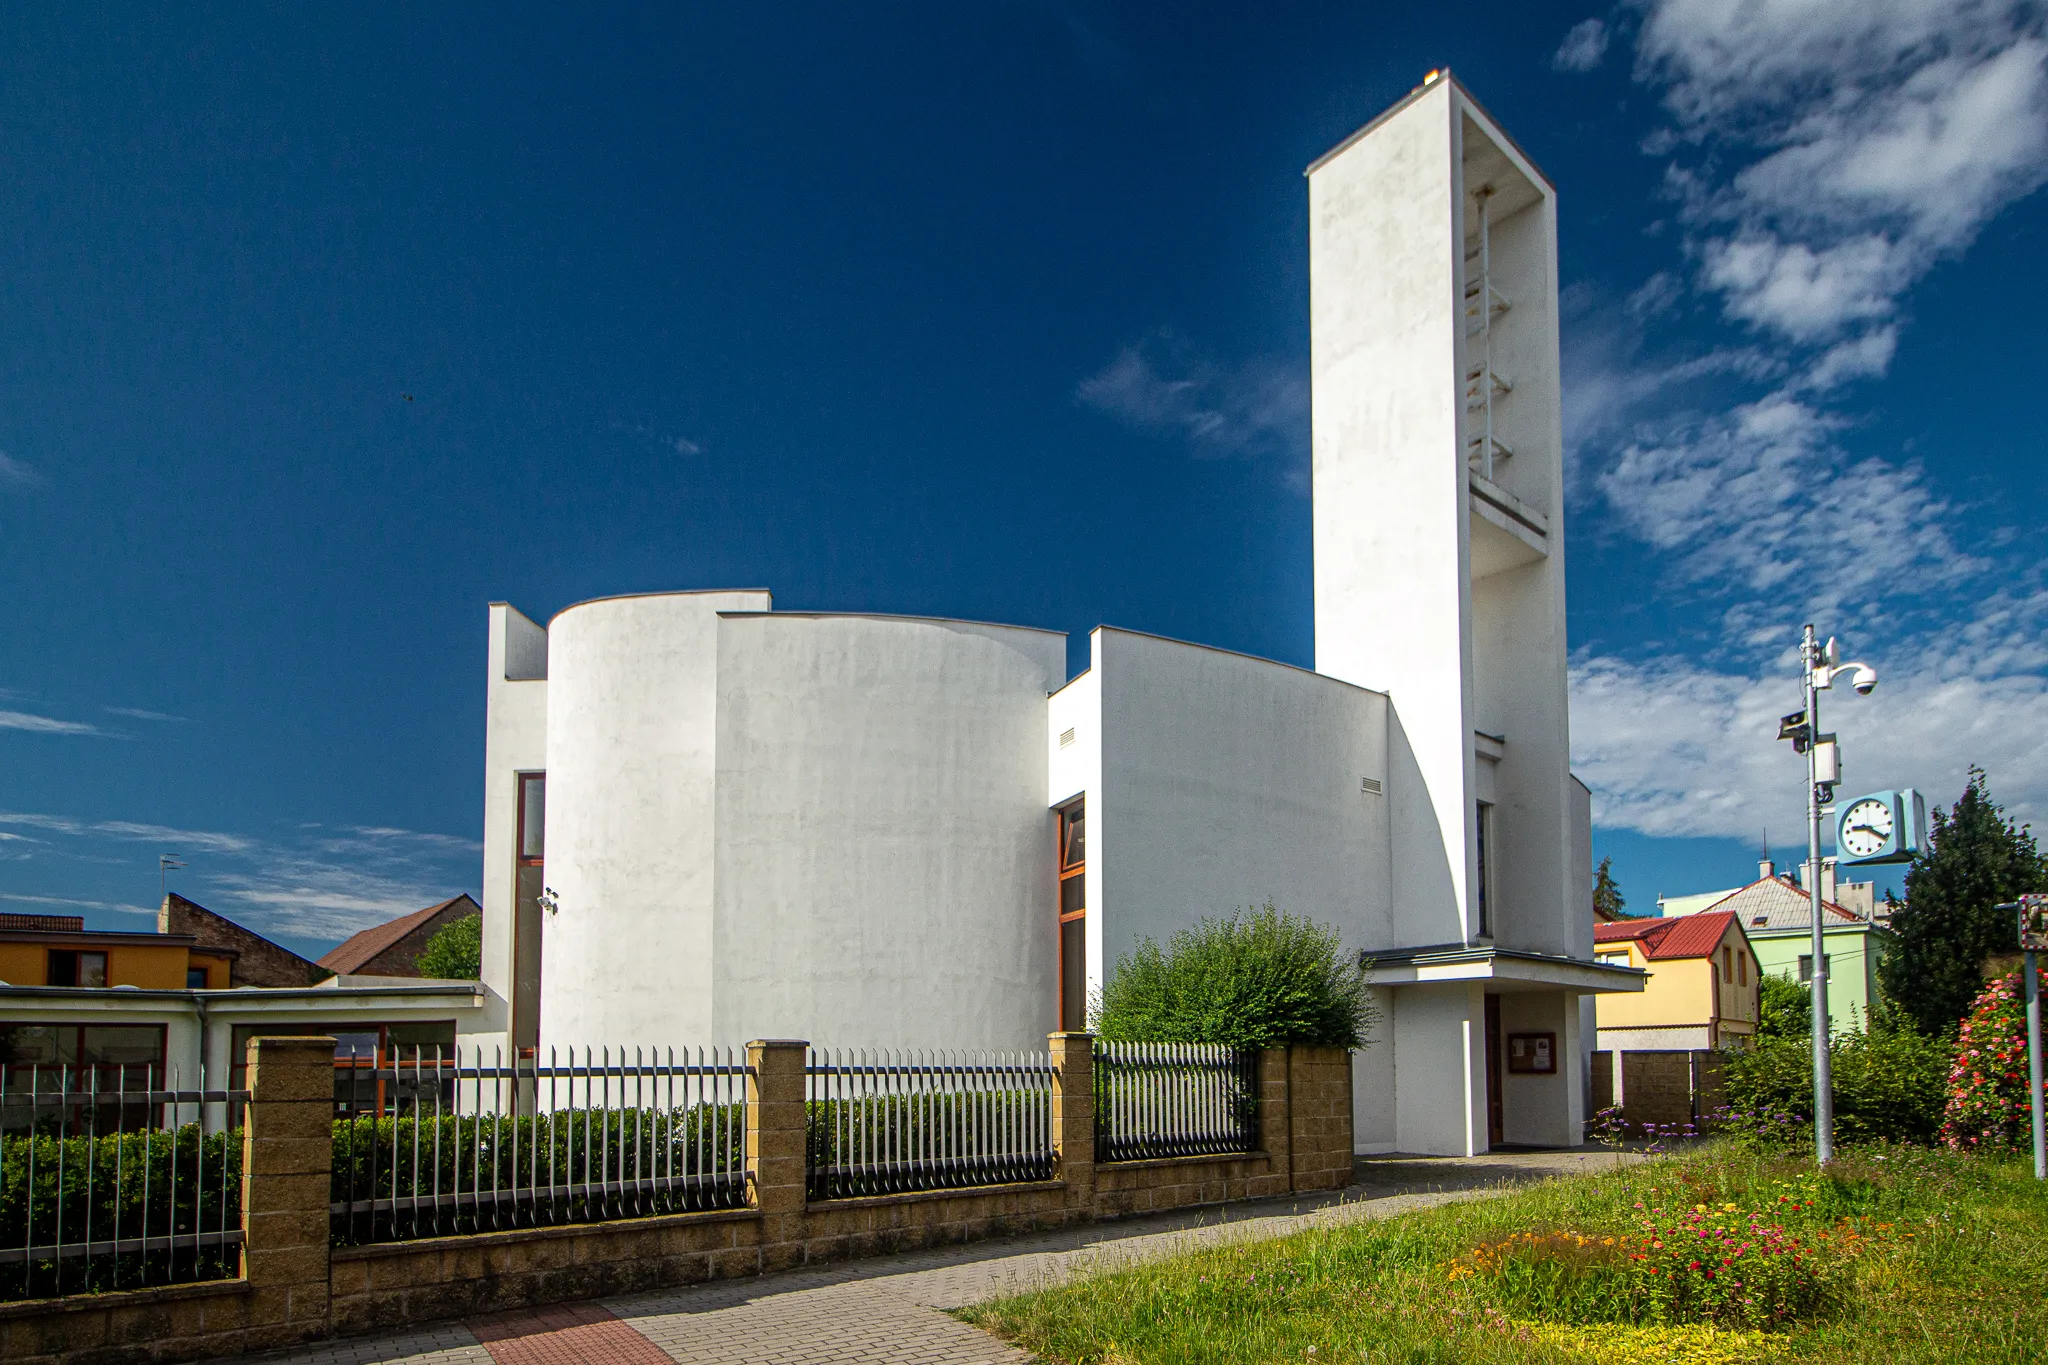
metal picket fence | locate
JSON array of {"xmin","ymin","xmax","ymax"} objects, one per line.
[
  {"xmin": 804, "ymin": 1049, "xmax": 1056, "ymax": 1200},
  {"xmin": 1092, "ymin": 1042, "xmax": 1259, "ymax": 1162},
  {"xmin": 0, "ymin": 1064, "xmax": 246, "ymax": 1301},
  {"xmin": 330, "ymin": 1045, "xmax": 748, "ymax": 1246}
]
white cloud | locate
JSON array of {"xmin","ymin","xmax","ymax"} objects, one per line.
[
  {"xmin": 0, "ymin": 710, "xmax": 108, "ymax": 736},
  {"xmin": 1567, "ymin": 0, "xmax": 2048, "ymax": 840},
  {"xmin": 0, "ymin": 892, "xmax": 154, "ymax": 916},
  {"xmin": 0, "ymin": 453, "xmax": 37, "ymax": 486},
  {"xmin": 0, "ymin": 812, "xmax": 475, "ymax": 943},
  {"xmin": 1638, "ymin": 0, "xmax": 2048, "ymax": 341},
  {"xmin": 1572, "ymin": 649, "xmax": 2048, "ymax": 838},
  {"xmin": 1555, "ymin": 18, "xmax": 1612, "ymax": 73},
  {"xmin": 103, "ymin": 706, "xmax": 189, "ymax": 723},
  {"xmin": 1078, "ymin": 332, "xmax": 1308, "ymax": 470}
]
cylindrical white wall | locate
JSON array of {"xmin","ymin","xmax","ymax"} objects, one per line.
[
  {"xmin": 538, "ymin": 596, "xmax": 1065, "ymax": 1054},
  {"xmin": 538, "ymin": 591, "xmax": 769, "ymax": 1052},
  {"xmin": 710, "ymin": 614, "xmax": 1064, "ymax": 1049}
]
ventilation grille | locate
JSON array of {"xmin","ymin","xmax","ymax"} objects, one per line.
[
  {"xmin": 1361, "ymin": 777, "xmax": 1382, "ymax": 795},
  {"xmin": 1059, "ymin": 728, "xmax": 1076, "ymax": 748}
]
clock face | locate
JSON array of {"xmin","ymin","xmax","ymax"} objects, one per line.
[{"xmin": 1840, "ymin": 797, "xmax": 1894, "ymax": 859}]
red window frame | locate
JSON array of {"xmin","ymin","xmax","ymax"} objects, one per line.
[{"xmin": 1057, "ymin": 801, "xmax": 1086, "ymax": 1032}]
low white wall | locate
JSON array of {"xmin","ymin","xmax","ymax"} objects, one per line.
[
  {"xmin": 1092, "ymin": 628, "xmax": 1393, "ymax": 984},
  {"xmin": 710, "ymin": 613, "xmax": 1066, "ymax": 1049}
]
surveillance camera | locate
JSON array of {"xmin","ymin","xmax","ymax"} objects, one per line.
[{"xmin": 1851, "ymin": 665, "xmax": 1878, "ymax": 696}]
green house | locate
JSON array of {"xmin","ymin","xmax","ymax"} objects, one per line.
[{"xmin": 1660, "ymin": 869, "xmax": 1893, "ymax": 1032}]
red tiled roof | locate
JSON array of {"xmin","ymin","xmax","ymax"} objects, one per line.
[
  {"xmin": 317, "ymin": 894, "xmax": 476, "ymax": 974},
  {"xmin": 1594, "ymin": 909, "xmax": 1742, "ymax": 961}
]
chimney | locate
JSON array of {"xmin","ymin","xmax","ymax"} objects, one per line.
[{"xmin": 1759, "ymin": 857, "xmax": 1775, "ymax": 881}]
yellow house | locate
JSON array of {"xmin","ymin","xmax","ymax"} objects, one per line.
[
  {"xmin": 0, "ymin": 912, "xmax": 235, "ymax": 991},
  {"xmin": 1592, "ymin": 908, "xmax": 1760, "ymax": 1049}
]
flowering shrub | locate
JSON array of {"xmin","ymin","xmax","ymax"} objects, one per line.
[
  {"xmin": 1704, "ymin": 1101, "xmax": 1807, "ymax": 1149},
  {"xmin": 1590, "ymin": 1105, "xmax": 1700, "ymax": 1154},
  {"xmin": 1445, "ymin": 1192, "xmax": 1845, "ymax": 1330},
  {"xmin": 1942, "ymin": 967, "xmax": 2046, "ymax": 1152}
]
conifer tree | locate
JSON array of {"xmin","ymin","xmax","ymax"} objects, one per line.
[
  {"xmin": 1593, "ymin": 854, "xmax": 1627, "ymax": 919},
  {"xmin": 1878, "ymin": 769, "xmax": 2045, "ymax": 1036}
]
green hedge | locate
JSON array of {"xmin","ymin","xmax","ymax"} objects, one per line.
[
  {"xmin": 329, "ymin": 1104, "xmax": 745, "ymax": 1243},
  {"xmin": 1720, "ymin": 1015, "xmax": 1949, "ymax": 1144},
  {"xmin": 0, "ymin": 1124, "xmax": 242, "ymax": 1300}
]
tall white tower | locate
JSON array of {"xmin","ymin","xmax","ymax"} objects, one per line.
[{"xmin": 1311, "ymin": 72, "xmax": 1596, "ymax": 1155}]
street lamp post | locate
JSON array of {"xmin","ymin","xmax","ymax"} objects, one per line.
[{"xmin": 1786, "ymin": 625, "xmax": 1878, "ymax": 1166}]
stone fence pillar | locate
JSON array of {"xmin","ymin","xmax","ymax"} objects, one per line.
[
  {"xmin": 241, "ymin": 1036, "xmax": 336, "ymax": 1353},
  {"xmin": 746, "ymin": 1040, "xmax": 810, "ymax": 1271},
  {"xmin": 1049, "ymin": 1032, "xmax": 1094, "ymax": 1213}
]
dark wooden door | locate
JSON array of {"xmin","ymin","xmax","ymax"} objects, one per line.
[{"xmin": 1484, "ymin": 994, "xmax": 1504, "ymax": 1147}]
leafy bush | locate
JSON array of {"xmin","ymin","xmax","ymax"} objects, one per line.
[
  {"xmin": 1941, "ymin": 967, "xmax": 2046, "ymax": 1153},
  {"xmin": 1755, "ymin": 975, "xmax": 1811, "ymax": 1040},
  {"xmin": 413, "ymin": 912, "xmax": 482, "ymax": 979},
  {"xmin": 0, "ymin": 1123, "xmax": 241, "ymax": 1299},
  {"xmin": 1092, "ymin": 902, "xmax": 1375, "ymax": 1050},
  {"xmin": 1721, "ymin": 1010, "xmax": 1948, "ymax": 1144}
]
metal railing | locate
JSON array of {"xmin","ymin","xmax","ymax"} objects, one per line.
[
  {"xmin": 805, "ymin": 1049, "xmax": 1056, "ymax": 1200},
  {"xmin": 1092, "ymin": 1042, "xmax": 1259, "ymax": 1162},
  {"xmin": 331, "ymin": 1046, "xmax": 748, "ymax": 1246},
  {"xmin": 0, "ymin": 1065, "xmax": 246, "ymax": 1301}
]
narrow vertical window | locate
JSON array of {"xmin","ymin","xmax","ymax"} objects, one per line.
[
  {"xmin": 1057, "ymin": 801, "xmax": 1086, "ymax": 1033},
  {"xmin": 1474, "ymin": 801, "xmax": 1493, "ymax": 939},
  {"xmin": 513, "ymin": 772, "xmax": 546, "ymax": 1051}
]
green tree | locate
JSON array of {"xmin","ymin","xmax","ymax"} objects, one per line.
[
  {"xmin": 1593, "ymin": 854, "xmax": 1627, "ymax": 918},
  {"xmin": 1093, "ymin": 902, "xmax": 1376, "ymax": 1050},
  {"xmin": 1877, "ymin": 769, "xmax": 2046, "ymax": 1036},
  {"xmin": 1756, "ymin": 973, "xmax": 1811, "ymax": 1040},
  {"xmin": 412, "ymin": 913, "xmax": 481, "ymax": 979}
]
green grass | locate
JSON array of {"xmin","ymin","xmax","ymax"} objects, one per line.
[{"xmin": 959, "ymin": 1145, "xmax": 2048, "ymax": 1364}]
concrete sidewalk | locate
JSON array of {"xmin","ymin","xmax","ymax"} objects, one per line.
[{"xmin": 219, "ymin": 1151, "xmax": 1628, "ymax": 1365}]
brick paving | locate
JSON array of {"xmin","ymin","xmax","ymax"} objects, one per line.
[{"xmin": 219, "ymin": 1151, "xmax": 1631, "ymax": 1365}]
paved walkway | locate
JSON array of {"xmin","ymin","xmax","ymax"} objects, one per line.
[{"xmin": 224, "ymin": 1151, "xmax": 1631, "ymax": 1365}]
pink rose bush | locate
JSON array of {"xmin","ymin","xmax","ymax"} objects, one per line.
[{"xmin": 1942, "ymin": 967, "xmax": 2047, "ymax": 1153}]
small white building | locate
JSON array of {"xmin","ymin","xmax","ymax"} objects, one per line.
[{"xmin": 475, "ymin": 73, "xmax": 1640, "ymax": 1157}]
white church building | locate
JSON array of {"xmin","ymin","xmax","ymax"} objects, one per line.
[{"xmin": 473, "ymin": 73, "xmax": 1641, "ymax": 1157}]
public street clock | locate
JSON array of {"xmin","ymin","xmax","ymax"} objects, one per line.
[
  {"xmin": 1838, "ymin": 797, "xmax": 1894, "ymax": 859},
  {"xmin": 1834, "ymin": 789, "xmax": 1926, "ymax": 865}
]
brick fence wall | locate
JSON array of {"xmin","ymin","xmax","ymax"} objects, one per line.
[
  {"xmin": 1593, "ymin": 1049, "xmax": 1723, "ymax": 1132},
  {"xmin": 0, "ymin": 1034, "xmax": 1354, "ymax": 1365}
]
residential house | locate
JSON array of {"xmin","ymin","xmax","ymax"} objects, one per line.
[
  {"xmin": 1662, "ymin": 861, "xmax": 1892, "ymax": 1031},
  {"xmin": 0, "ymin": 902, "xmax": 489, "ymax": 1128},
  {"xmin": 1591, "ymin": 909, "xmax": 1760, "ymax": 1127},
  {"xmin": 318, "ymin": 894, "xmax": 480, "ymax": 978}
]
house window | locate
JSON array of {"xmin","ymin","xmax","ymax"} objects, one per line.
[
  {"xmin": 513, "ymin": 772, "xmax": 546, "ymax": 1050},
  {"xmin": 1721, "ymin": 946, "xmax": 1733, "ymax": 984},
  {"xmin": 1058, "ymin": 801, "xmax": 1086, "ymax": 1033},
  {"xmin": 1797, "ymin": 954, "xmax": 1832, "ymax": 983},
  {"xmin": 1474, "ymin": 801, "xmax": 1494, "ymax": 939},
  {"xmin": 47, "ymin": 950, "xmax": 108, "ymax": 988},
  {"xmin": 1597, "ymin": 951, "xmax": 1630, "ymax": 968},
  {"xmin": 187, "ymin": 967, "xmax": 209, "ymax": 989},
  {"xmin": 1737, "ymin": 952, "xmax": 1747, "ymax": 987}
]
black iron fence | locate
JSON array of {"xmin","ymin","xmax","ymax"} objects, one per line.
[
  {"xmin": 1092, "ymin": 1042, "xmax": 1259, "ymax": 1162},
  {"xmin": 0, "ymin": 1065, "xmax": 246, "ymax": 1301},
  {"xmin": 805, "ymin": 1049, "xmax": 1056, "ymax": 1200},
  {"xmin": 330, "ymin": 1045, "xmax": 748, "ymax": 1246}
]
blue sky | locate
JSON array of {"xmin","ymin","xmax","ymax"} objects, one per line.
[{"xmin": 3, "ymin": 4, "xmax": 2044, "ymax": 955}]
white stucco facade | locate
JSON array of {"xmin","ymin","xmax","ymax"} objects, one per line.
[{"xmin": 475, "ymin": 72, "xmax": 1638, "ymax": 1156}]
